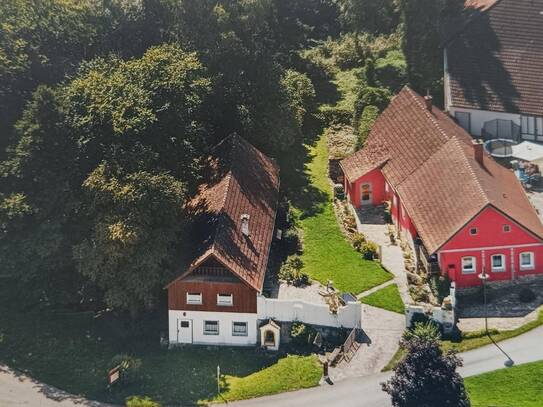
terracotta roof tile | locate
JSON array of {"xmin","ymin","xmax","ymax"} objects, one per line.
[
  {"xmin": 341, "ymin": 87, "xmax": 543, "ymax": 253},
  {"xmin": 447, "ymin": 0, "xmax": 543, "ymax": 116},
  {"xmin": 171, "ymin": 135, "xmax": 280, "ymax": 291}
]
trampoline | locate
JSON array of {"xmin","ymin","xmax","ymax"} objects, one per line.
[{"xmin": 484, "ymin": 138, "xmax": 515, "ymax": 158}]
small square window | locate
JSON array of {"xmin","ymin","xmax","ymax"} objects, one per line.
[
  {"xmin": 462, "ymin": 256, "xmax": 476, "ymax": 274},
  {"xmin": 469, "ymin": 228, "xmax": 478, "ymax": 235},
  {"xmin": 503, "ymin": 225, "xmax": 511, "ymax": 233},
  {"xmin": 491, "ymin": 254, "xmax": 505, "ymax": 272},
  {"xmin": 204, "ymin": 320, "xmax": 219, "ymax": 335},
  {"xmin": 186, "ymin": 292, "xmax": 202, "ymax": 305},
  {"xmin": 520, "ymin": 252, "xmax": 535, "ymax": 270},
  {"xmin": 217, "ymin": 293, "xmax": 233, "ymax": 306},
  {"xmin": 232, "ymin": 322, "xmax": 248, "ymax": 336}
]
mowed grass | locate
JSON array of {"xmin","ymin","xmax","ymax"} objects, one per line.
[
  {"xmin": 360, "ymin": 284, "xmax": 405, "ymax": 314},
  {"xmin": 214, "ymin": 355, "xmax": 321, "ymax": 403},
  {"xmin": 0, "ymin": 285, "xmax": 320, "ymax": 406},
  {"xmin": 295, "ymin": 135, "xmax": 392, "ymax": 294},
  {"xmin": 466, "ymin": 361, "xmax": 543, "ymax": 407},
  {"xmin": 383, "ymin": 309, "xmax": 543, "ymax": 371}
]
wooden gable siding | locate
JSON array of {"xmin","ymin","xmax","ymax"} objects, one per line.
[{"xmin": 167, "ymin": 279, "xmax": 257, "ymax": 313}]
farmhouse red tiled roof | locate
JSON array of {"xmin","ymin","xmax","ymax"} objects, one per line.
[
  {"xmin": 170, "ymin": 134, "xmax": 280, "ymax": 292},
  {"xmin": 447, "ymin": 0, "xmax": 543, "ymax": 116},
  {"xmin": 341, "ymin": 87, "xmax": 543, "ymax": 253}
]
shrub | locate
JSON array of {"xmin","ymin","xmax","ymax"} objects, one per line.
[
  {"xmin": 334, "ymin": 184, "xmax": 345, "ymax": 200},
  {"xmin": 279, "ymin": 256, "xmax": 310, "ymax": 286},
  {"xmin": 290, "ymin": 322, "xmax": 317, "ymax": 347},
  {"xmin": 110, "ymin": 354, "xmax": 142, "ymax": 384},
  {"xmin": 352, "ymin": 232, "xmax": 367, "ymax": 251},
  {"xmin": 319, "ymin": 104, "xmax": 352, "ymax": 126},
  {"xmin": 384, "ymin": 202, "xmax": 392, "ymax": 224},
  {"xmin": 353, "ymin": 85, "xmax": 391, "ymax": 126},
  {"xmin": 357, "ymin": 105, "xmax": 379, "ymax": 147},
  {"xmin": 126, "ymin": 396, "xmax": 162, "ymax": 407},
  {"xmin": 403, "ymin": 321, "xmax": 441, "ymax": 343},
  {"xmin": 519, "ymin": 287, "xmax": 536, "ymax": 303},
  {"xmin": 410, "ymin": 286, "xmax": 430, "ymax": 303},
  {"xmin": 360, "ymin": 241, "xmax": 378, "ymax": 260}
]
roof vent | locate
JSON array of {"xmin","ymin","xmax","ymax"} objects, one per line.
[{"xmin": 241, "ymin": 214, "xmax": 250, "ymax": 236}]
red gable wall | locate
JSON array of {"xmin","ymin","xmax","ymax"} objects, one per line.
[{"xmin": 439, "ymin": 206, "xmax": 543, "ymax": 287}]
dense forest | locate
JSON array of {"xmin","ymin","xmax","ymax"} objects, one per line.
[{"xmin": 0, "ymin": 0, "xmax": 464, "ymax": 317}]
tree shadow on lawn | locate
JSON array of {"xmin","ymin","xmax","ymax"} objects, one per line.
[
  {"xmin": 277, "ymin": 128, "xmax": 329, "ymax": 220},
  {"xmin": 0, "ymin": 298, "xmax": 285, "ymax": 407}
]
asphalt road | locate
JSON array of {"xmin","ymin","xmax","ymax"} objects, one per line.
[
  {"xmin": 1, "ymin": 326, "xmax": 542, "ymax": 407},
  {"xmin": 224, "ymin": 325, "xmax": 543, "ymax": 407}
]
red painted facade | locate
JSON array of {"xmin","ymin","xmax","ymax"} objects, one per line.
[
  {"xmin": 346, "ymin": 172, "xmax": 543, "ymax": 288},
  {"xmin": 439, "ymin": 206, "xmax": 543, "ymax": 288}
]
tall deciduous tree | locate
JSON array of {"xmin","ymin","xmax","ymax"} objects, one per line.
[{"xmin": 382, "ymin": 338, "xmax": 471, "ymax": 407}]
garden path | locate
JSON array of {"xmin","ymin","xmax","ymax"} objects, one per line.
[
  {"xmin": 351, "ymin": 205, "xmax": 410, "ymax": 305},
  {"xmin": 328, "ymin": 304, "xmax": 404, "ymax": 381}
]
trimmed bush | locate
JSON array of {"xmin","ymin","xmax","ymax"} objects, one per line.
[
  {"xmin": 126, "ymin": 396, "xmax": 162, "ymax": 407},
  {"xmin": 374, "ymin": 50, "xmax": 407, "ymax": 92},
  {"xmin": 519, "ymin": 287, "xmax": 536, "ymax": 303},
  {"xmin": 319, "ymin": 104, "xmax": 353, "ymax": 126},
  {"xmin": 360, "ymin": 241, "xmax": 378, "ymax": 260},
  {"xmin": 282, "ymin": 228, "xmax": 301, "ymax": 255}
]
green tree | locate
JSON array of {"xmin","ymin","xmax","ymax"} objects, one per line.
[
  {"xmin": 337, "ymin": 0, "xmax": 400, "ymax": 35},
  {"xmin": 76, "ymin": 163, "xmax": 186, "ymax": 317}
]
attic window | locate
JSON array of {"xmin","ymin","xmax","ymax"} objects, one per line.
[
  {"xmin": 469, "ymin": 228, "xmax": 478, "ymax": 236},
  {"xmin": 186, "ymin": 292, "xmax": 202, "ymax": 305},
  {"xmin": 503, "ymin": 225, "xmax": 511, "ymax": 233},
  {"xmin": 217, "ymin": 293, "xmax": 233, "ymax": 306}
]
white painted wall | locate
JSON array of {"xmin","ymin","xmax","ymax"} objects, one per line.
[
  {"xmin": 257, "ymin": 296, "xmax": 361, "ymax": 329},
  {"xmin": 169, "ymin": 310, "xmax": 258, "ymax": 346},
  {"xmin": 449, "ymin": 106, "xmax": 521, "ymax": 137}
]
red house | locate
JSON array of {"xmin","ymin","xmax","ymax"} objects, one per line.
[
  {"xmin": 166, "ymin": 135, "xmax": 280, "ymax": 346},
  {"xmin": 341, "ymin": 87, "xmax": 543, "ymax": 288}
]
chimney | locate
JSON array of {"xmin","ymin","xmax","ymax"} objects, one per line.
[
  {"xmin": 241, "ymin": 214, "xmax": 250, "ymax": 236},
  {"xmin": 472, "ymin": 139, "xmax": 484, "ymax": 165},
  {"xmin": 424, "ymin": 95, "xmax": 433, "ymax": 112}
]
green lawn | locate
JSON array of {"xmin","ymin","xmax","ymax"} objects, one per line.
[
  {"xmin": 383, "ymin": 309, "xmax": 543, "ymax": 371},
  {"xmin": 294, "ymin": 135, "xmax": 392, "ymax": 294},
  {"xmin": 466, "ymin": 361, "xmax": 543, "ymax": 407},
  {"xmin": 360, "ymin": 284, "xmax": 405, "ymax": 314},
  {"xmin": 214, "ymin": 355, "xmax": 321, "ymax": 403},
  {"xmin": 0, "ymin": 286, "xmax": 320, "ymax": 406}
]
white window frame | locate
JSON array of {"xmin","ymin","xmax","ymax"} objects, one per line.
[
  {"xmin": 469, "ymin": 227, "xmax": 478, "ymax": 236},
  {"xmin": 519, "ymin": 252, "xmax": 535, "ymax": 270},
  {"xmin": 232, "ymin": 321, "xmax": 248, "ymax": 336},
  {"xmin": 203, "ymin": 320, "xmax": 219, "ymax": 335},
  {"xmin": 461, "ymin": 256, "xmax": 477, "ymax": 274},
  {"xmin": 217, "ymin": 293, "xmax": 233, "ymax": 306},
  {"xmin": 521, "ymin": 115, "xmax": 543, "ymax": 138},
  {"xmin": 186, "ymin": 292, "xmax": 202, "ymax": 305},
  {"xmin": 491, "ymin": 254, "xmax": 506, "ymax": 272},
  {"xmin": 503, "ymin": 224, "xmax": 511, "ymax": 233}
]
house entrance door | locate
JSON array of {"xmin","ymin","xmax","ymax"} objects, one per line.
[
  {"xmin": 360, "ymin": 183, "xmax": 372, "ymax": 206},
  {"xmin": 178, "ymin": 319, "xmax": 193, "ymax": 344}
]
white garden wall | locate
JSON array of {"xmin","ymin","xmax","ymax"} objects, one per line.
[{"xmin": 257, "ymin": 296, "xmax": 361, "ymax": 329}]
